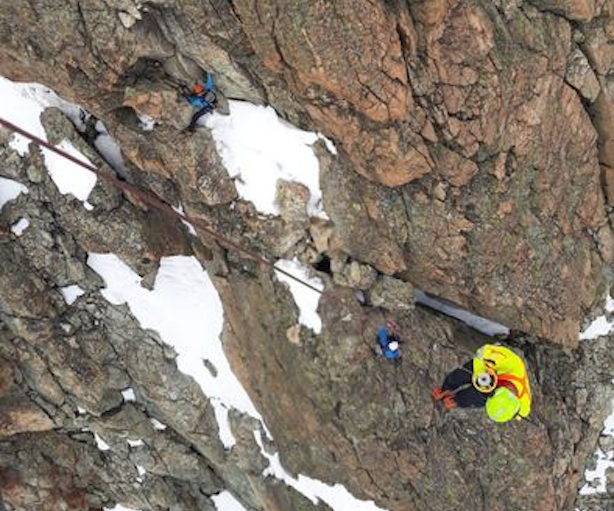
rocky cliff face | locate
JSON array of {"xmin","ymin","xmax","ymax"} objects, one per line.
[{"xmin": 1, "ymin": 1, "xmax": 614, "ymax": 511}]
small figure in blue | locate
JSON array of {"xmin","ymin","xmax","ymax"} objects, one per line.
[
  {"xmin": 376, "ymin": 323, "xmax": 401, "ymax": 360},
  {"xmin": 181, "ymin": 72, "xmax": 217, "ymax": 132}
]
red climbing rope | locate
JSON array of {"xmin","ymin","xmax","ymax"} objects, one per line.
[{"xmin": 0, "ymin": 117, "xmax": 324, "ymax": 294}]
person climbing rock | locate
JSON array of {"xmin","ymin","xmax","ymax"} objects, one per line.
[
  {"xmin": 432, "ymin": 343, "xmax": 531, "ymax": 422},
  {"xmin": 376, "ymin": 321, "xmax": 401, "ymax": 360},
  {"xmin": 180, "ymin": 72, "xmax": 217, "ymax": 132}
]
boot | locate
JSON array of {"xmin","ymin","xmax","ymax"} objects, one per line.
[
  {"xmin": 443, "ymin": 394, "xmax": 457, "ymax": 410},
  {"xmin": 431, "ymin": 386, "xmax": 449, "ymax": 400}
]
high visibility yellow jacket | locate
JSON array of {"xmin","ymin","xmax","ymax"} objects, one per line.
[{"xmin": 473, "ymin": 344, "xmax": 532, "ymax": 418}]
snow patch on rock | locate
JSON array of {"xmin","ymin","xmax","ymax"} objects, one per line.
[
  {"xmin": 212, "ymin": 491, "xmax": 248, "ymax": 511},
  {"xmin": 93, "ymin": 120, "xmax": 126, "ymax": 176},
  {"xmin": 150, "ymin": 418, "xmax": 167, "ymax": 430},
  {"xmin": 87, "ymin": 253, "xmax": 387, "ymax": 510},
  {"xmin": 104, "ymin": 505, "xmax": 141, "ymax": 511},
  {"xmin": 207, "ymin": 101, "xmax": 326, "ymax": 218},
  {"xmin": 580, "ymin": 295, "xmax": 614, "ymax": 340},
  {"xmin": 11, "ymin": 217, "xmax": 30, "ymax": 235},
  {"xmin": 0, "ymin": 177, "xmax": 28, "ymax": 211},
  {"xmin": 579, "ymin": 405, "xmax": 614, "ymax": 495},
  {"xmin": 122, "ymin": 388, "xmax": 136, "ymax": 402},
  {"xmin": 275, "ymin": 258, "xmax": 323, "ymax": 334},
  {"xmin": 254, "ymin": 431, "xmax": 387, "ymax": 511},
  {"xmin": 60, "ymin": 285, "xmax": 85, "ymax": 305},
  {"xmin": 95, "ymin": 433, "xmax": 111, "ymax": 451},
  {"xmin": 87, "ymin": 254, "xmax": 262, "ymax": 448},
  {"xmin": 172, "ymin": 204, "xmax": 197, "ymax": 236},
  {"xmin": 0, "ymin": 77, "xmax": 86, "ymax": 154},
  {"xmin": 415, "ymin": 290, "xmax": 509, "ymax": 336},
  {"xmin": 43, "ymin": 140, "xmax": 97, "ymax": 205}
]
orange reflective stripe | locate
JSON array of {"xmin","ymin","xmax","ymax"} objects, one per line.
[{"xmin": 498, "ymin": 374, "xmax": 529, "ymax": 399}]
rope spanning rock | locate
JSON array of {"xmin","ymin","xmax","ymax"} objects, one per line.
[{"xmin": 0, "ymin": 117, "xmax": 324, "ymax": 295}]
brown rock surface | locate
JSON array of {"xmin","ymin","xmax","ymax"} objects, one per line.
[
  {"xmin": 1, "ymin": 1, "xmax": 614, "ymax": 511},
  {"xmin": 1, "ymin": 0, "xmax": 612, "ymax": 343}
]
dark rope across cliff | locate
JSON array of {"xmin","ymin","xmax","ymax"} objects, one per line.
[{"xmin": 0, "ymin": 117, "xmax": 324, "ymax": 295}]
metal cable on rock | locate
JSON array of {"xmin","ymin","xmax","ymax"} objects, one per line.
[{"xmin": 0, "ymin": 117, "xmax": 323, "ymax": 295}]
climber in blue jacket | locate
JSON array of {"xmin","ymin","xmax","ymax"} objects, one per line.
[
  {"xmin": 181, "ymin": 72, "xmax": 217, "ymax": 132},
  {"xmin": 376, "ymin": 325, "xmax": 401, "ymax": 360}
]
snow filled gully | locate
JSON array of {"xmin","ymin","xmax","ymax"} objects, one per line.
[{"xmin": 87, "ymin": 254, "xmax": 386, "ymax": 511}]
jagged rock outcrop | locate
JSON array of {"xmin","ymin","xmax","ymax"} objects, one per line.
[
  {"xmin": 1, "ymin": 1, "xmax": 614, "ymax": 511},
  {"xmin": 0, "ymin": 131, "xmax": 332, "ymax": 511},
  {"xmin": 3, "ymin": 0, "xmax": 612, "ymax": 344}
]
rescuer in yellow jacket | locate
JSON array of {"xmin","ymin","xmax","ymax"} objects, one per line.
[{"xmin": 431, "ymin": 344, "xmax": 531, "ymax": 423}]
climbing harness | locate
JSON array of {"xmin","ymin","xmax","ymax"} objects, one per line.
[{"xmin": 0, "ymin": 118, "xmax": 322, "ymax": 295}]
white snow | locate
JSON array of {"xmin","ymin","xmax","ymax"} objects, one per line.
[
  {"xmin": 211, "ymin": 400, "xmax": 236, "ymax": 449},
  {"xmin": 254, "ymin": 432, "xmax": 387, "ymax": 511},
  {"xmin": 580, "ymin": 440, "xmax": 614, "ymax": 495},
  {"xmin": 172, "ymin": 204, "xmax": 197, "ymax": 236},
  {"xmin": 42, "ymin": 139, "xmax": 97, "ymax": 203},
  {"xmin": 150, "ymin": 418, "xmax": 167, "ymax": 430},
  {"xmin": 87, "ymin": 254, "xmax": 263, "ymax": 448},
  {"xmin": 127, "ymin": 439, "xmax": 144, "ymax": 447},
  {"xmin": 0, "ymin": 177, "xmax": 28, "ymax": 211},
  {"xmin": 0, "ymin": 77, "xmax": 97, "ymax": 207},
  {"xmin": 122, "ymin": 388, "xmax": 136, "ymax": 402},
  {"xmin": 136, "ymin": 465, "xmax": 146, "ymax": 476},
  {"xmin": 578, "ymin": 296, "xmax": 614, "ymax": 495},
  {"xmin": 206, "ymin": 101, "xmax": 326, "ymax": 217},
  {"xmin": 87, "ymin": 252, "xmax": 387, "ymax": 510},
  {"xmin": 579, "ymin": 384, "xmax": 614, "ymax": 495},
  {"xmin": 77, "ymin": 407, "xmax": 87, "ymax": 415},
  {"xmin": 320, "ymin": 135, "xmax": 338, "ymax": 155},
  {"xmin": 93, "ymin": 120, "xmax": 126, "ymax": 175},
  {"xmin": 137, "ymin": 112, "xmax": 156, "ymax": 131},
  {"xmin": 0, "ymin": 77, "xmax": 86, "ymax": 154},
  {"xmin": 212, "ymin": 491, "xmax": 248, "ymax": 511},
  {"xmin": 415, "ymin": 290, "xmax": 509, "ymax": 336},
  {"xmin": 60, "ymin": 285, "xmax": 85, "ymax": 305},
  {"xmin": 104, "ymin": 506, "xmax": 141, "ymax": 511},
  {"xmin": 95, "ymin": 433, "xmax": 111, "ymax": 451},
  {"xmin": 579, "ymin": 295, "xmax": 614, "ymax": 340},
  {"xmin": 275, "ymin": 258, "xmax": 323, "ymax": 334},
  {"xmin": 10, "ymin": 218, "xmax": 30, "ymax": 236}
]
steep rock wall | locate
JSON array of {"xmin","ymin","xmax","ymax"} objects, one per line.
[{"xmin": 1, "ymin": 1, "xmax": 614, "ymax": 511}]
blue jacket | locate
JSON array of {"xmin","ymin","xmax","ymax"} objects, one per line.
[
  {"xmin": 187, "ymin": 73, "xmax": 215, "ymax": 110},
  {"xmin": 377, "ymin": 327, "xmax": 400, "ymax": 359},
  {"xmin": 188, "ymin": 95, "xmax": 213, "ymax": 110}
]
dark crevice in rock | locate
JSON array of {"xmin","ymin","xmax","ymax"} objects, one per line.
[
  {"xmin": 116, "ymin": 57, "xmax": 167, "ymax": 89},
  {"xmin": 312, "ymin": 254, "xmax": 332, "ymax": 275},
  {"xmin": 415, "ymin": 289, "xmax": 509, "ymax": 336}
]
